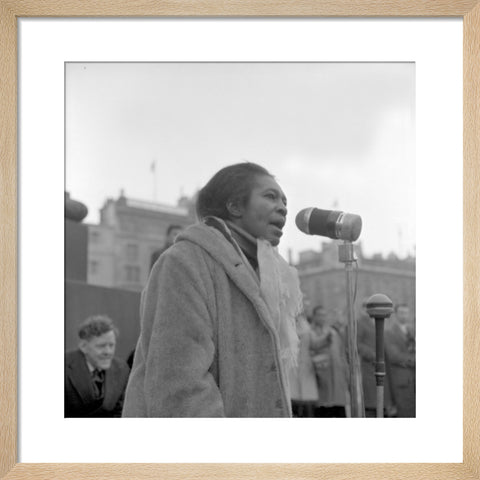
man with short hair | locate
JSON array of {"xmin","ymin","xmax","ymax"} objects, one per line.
[
  {"xmin": 150, "ymin": 224, "xmax": 184, "ymax": 271},
  {"xmin": 65, "ymin": 315, "xmax": 130, "ymax": 417},
  {"xmin": 385, "ymin": 304, "xmax": 416, "ymax": 417}
]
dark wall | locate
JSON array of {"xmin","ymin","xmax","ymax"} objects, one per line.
[
  {"xmin": 65, "ymin": 280, "xmax": 141, "ymax": 360},
  {"xmin": 65, "ymin": 219, "xmax": 88, "ymax": 282}
]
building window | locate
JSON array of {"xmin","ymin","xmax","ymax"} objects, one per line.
[
  {"xmin": 89, "ymin": 231, "xmax": 101, "ymax": 244},
  {"xmin": 126, "ymin": 243, "xmax": 139, "ymax": 261},
  {"xmin": 89, "ymin": 260, "xmax": 99, "ymax": 275},
  {"xmin": 125, "ymin": 265, "xmax": 140, "ymax": 283}
]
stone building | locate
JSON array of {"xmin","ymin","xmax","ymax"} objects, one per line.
[
  {"xmin": 65, "ymin": 192, "xmax": 142, "ymax": 360},
  {"xmin": 296, "ymin": 241, "xmax": 415, "ymax": 319},
  {"xmin": 87, "ymin": 191, "xmax": 196, "ymax": 291}
]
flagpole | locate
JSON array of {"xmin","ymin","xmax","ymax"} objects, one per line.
[{"xmin": 151, "ymin": 159, "xmax": 157, "ymax": 202}]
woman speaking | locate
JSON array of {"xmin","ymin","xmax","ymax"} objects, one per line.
[{"xmin": 122, "ymin": 162, "xmax": 303, "ymax": 417}]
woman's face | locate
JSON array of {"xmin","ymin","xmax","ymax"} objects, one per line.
[{"xmin": 232, "ymin": 175, "xmax": 287, "ymax": 246}]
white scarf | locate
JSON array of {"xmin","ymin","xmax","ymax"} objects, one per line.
[
  {"xmin": 207, "ymin": 217, "xmax": 303, "ymax": 377},
  {"xmin": 256, "ymin": 239, "xmax": 303, "ymax": 374}
]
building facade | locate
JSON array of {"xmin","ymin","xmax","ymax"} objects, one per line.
[
  {"xmin": 87, "ymin": 192, "xmax": 196, "ymax": 291},
  {"xmin": 296, "ymin": 241, "xmax": 415, "ymax": 319}
]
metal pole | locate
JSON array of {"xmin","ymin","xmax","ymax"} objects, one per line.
[
  {"xmin": 338, "ymin": 242, "xmax": 364, "ymax": 418},
  {"xmin": 375, "ymin": 317, "xmax": 385, "ymax": 418},
  {"xmin": 366, "ymin": 294, "xmax": 393, "ymax": 418}
]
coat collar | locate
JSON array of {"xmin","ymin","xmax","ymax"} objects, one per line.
[
  {"xmin": 225, "ymin": 220, "xmax": 258, "ymax": 268},
  {"xmin": 177, "ymin": 221, "xmax": 275, "ymax": 330},
  {"xmin": 66, "ymin": 350, "xmax": 97, "ymax": 405}
]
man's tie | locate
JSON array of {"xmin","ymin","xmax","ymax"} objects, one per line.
[{"xmin": 91, "ymin": 368, "xmax": 105, "ymax": 399}]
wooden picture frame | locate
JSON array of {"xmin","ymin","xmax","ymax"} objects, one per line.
[{"xmin": 1, "ymin": 1, "xmax": 478, "ymax": 478}]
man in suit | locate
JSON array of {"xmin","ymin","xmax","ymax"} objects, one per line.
[
  {"xmin": 149, "ymin": 224, "xmax": 184, "ymax": 271},
  {"xmin": 384, "ymin": 304, "xmax": 416, "ymax": 417},
  {"xmin": 65, "ymin": 315, "xmax": 130, "ymax": 417}
]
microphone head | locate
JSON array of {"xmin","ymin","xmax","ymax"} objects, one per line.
[
  {"xmin": 337, "ymin": 212, "xmax": 362, "ymax": 242},
  {"xmin": 365, "ymin": 294, "xmax": 394, "ymax": 319},
  {"xmin": 295, "ymin": 208, "xmax": 314, "ymax": 234},
  {"xmin": 295, "ymin": 207, "xmax": 362, "ymax": 242}
]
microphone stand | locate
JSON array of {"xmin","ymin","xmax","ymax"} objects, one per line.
[
  {"xmin": 338, "ymin": 241, "xmax": 364, "ymax": 418},
  {"xmin": 366, "ymin": 294, "xmax": 393, "ymax": 418}
]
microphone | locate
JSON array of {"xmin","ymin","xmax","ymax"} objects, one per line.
[{"xmin": 295, "ymin": 208, "xmax": 362, "ymax": 242}]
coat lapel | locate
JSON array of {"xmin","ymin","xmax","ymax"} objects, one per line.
[
  {"xmin": 67, "ymin": 350, "xmax": 96, "ymax": 405},
  {"xmin": 196, "ymin": 222, "xmax": 275, "ymax": 331}
]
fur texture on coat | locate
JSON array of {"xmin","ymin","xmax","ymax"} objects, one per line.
[{"xmin": 122, "ymin": 222, "xmax": 292, "ymax": 417}]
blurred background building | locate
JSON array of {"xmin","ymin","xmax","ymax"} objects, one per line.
[
  {"xmin": 297, "ymin": 241, "xmax": 415, "ymax": 318},
  {"xmin": 65, "ymin": 191, "xmax": 195, "ymax": 359},
  {"xmin": 87, "ymin": 190, "xmax": 196, "ymax": 291},
  {"xmin": 66, "ymin": 191, "xmax": 415, "ymax": 359}
]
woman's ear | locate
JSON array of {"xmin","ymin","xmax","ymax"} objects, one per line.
[{"xmin": 226, "ymin": 199, "xmax": 244, "ymax": 219}]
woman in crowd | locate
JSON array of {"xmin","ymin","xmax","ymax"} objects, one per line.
[
  {"xmin": 309, "ymin": 305, "xmax": 350, "ymax": 417},
  {"xmin": 122, "ymin": 162, "xmax": 303, "ymax": 417}
]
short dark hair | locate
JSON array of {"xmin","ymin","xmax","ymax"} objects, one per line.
[
  {"xmin": 166, "ymin": 225, "xmax": 182, "ymax": 236},
  {"xmin": 78, "ymin": 315, "xmax": 118, "ymax": 341},
  {"xmin": 312, "ymin": 305, "xmax": 326, "ymax": 315},
  {"xmin": 196, "ymin": 162, "xmax": 273, "ymax": 220},
  {"xmin": 394, "ymin": 303, "xmax": 409, "ymax": 313}
]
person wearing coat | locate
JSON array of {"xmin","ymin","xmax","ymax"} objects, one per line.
[
  {"xmin": 65, "ymin": 315, "xmax": 130, "ymax": 418},
  {"xmin": 384, "ymin": 304, "xmax": 416, "ymax": 417},
  {"xmin": 309, "ymin": 305, "xmax": 350, "ymax": 417},
  {"xmin": 122, "ymin": 162, "xmax": 303, "ymax": 417}
]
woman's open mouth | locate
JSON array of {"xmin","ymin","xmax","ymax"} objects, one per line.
[{"xmin": 269, "ymin": 219, "xmax": 285, "ymax": 236}]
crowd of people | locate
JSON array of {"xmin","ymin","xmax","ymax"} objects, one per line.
[
  {"xmin": 65, "ymin": 162, "xmax": 415, "ymax": 418},
  {"xmin": 290, "ymin": 302, "xmax": 415, "ymax": 418}
]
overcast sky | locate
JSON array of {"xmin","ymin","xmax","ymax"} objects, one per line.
[{"xmin": 65, "ymin": 62, "xmax": 415, "ymax": 262}]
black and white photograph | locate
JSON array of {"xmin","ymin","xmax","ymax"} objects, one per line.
[{"xmin": 64, "ymin": 61, "xmax": 416, "ymax": 419}]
